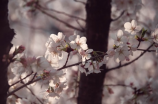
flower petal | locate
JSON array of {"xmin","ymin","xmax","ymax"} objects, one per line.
[
  {"xmin": 124, "ymin": 22, "xmax": 132, "ymax": 30},
  {"xmin": 131, "ymin": 20, "xmax": 137, "ymax": 28}
]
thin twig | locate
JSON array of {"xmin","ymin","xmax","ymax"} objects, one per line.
[
  {"xmin": 74, "ymin": 0, "xmax": 86, "ymax": 5},
  {"xmin": 9, "ymin": 72, "xmax": 33, "ymax": 87},
  {"xmin": 38, "ymin": 5, "xmax": 85, "ymax": 21},
  {"xmin": 137, "ymin": 49, "xmax": 155, "ymax": 52},
  {"xmin": 7, "ymin": 78, "xmax": 41, "ymax": 97},
  {"xmin": 57, "ymin": 53, "xmax": 106, "ymax": 71},
  {"xmin": 107, "ymin": 43, "xmax": 154, "ymax": 72},
  {"xmin": 76, "ymin": 19, "xmax": 85, "ymax": 31},
  {"xmin": 36, "ymin": 5, "xmax": 84, "ymax": 32},
  {"xmin": 104, "ymin": 84, "xmax": 134, "ymax": 89},
  {"xmin": 31, "ymin": 73, "xmax": 37, "ymax": 82},
  {"xmin": 112, "ymin": 10, "xmax": 125, "ymax": 21},
  {"xmin": 25, "ymin": 86, "xmax": 43, "ymax": 104}
]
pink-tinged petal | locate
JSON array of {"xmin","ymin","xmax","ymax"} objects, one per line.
[
  {"xmin": 135, "ymin": 26, "xmax": 142, "ymax": 32},
  {"xmin": 123, "ymin": 50, "xmax": 130, "ymax": 56},
  {"xmin": 125, "ymin": 29, "xmax": 132, "ymax": 34},
  {"xmin": 86, "ymin": 49, "xmax": 93, "ymax": 53},
  {"xmin": 84, "ymin": 62, "xmax": 90, "ymax": 68},
  {"xmin": 75, "ymin": 35, "xmax": 80, "ymax": 43},
  {"xmin": 58, "ymin": 32, "xmax": 65, "ymax": 41},
  {"xmin": 70, "ymin": 41, "xmax": 77, "ymax": 49},
  {"xmin": 121, "ymin": 36, "xmax": 128, "ymax": 43},
  {"xmin": 82, "ymin": 56, "xmax": 86, "ymax": 61},
  {"xmin": 131, "ymin": 31, "xmax": 136, "ymax": 35},
  {"xmin": 50, "ymin": 34, "xmax": 57, "ymax": 39},
  {"xmin": 117, "ymin": 30, "xmax": 123, "ymax": 37},
  {"xmin": 79, "ymin": 37, "xmax": 87, "ymax": 44},
  {"xmin": 119, "ymin": 54, "xmax": 125, "ymax": 61},
  {"xmin": 81, "ymin": 44, "xmax": 88, "ymax": 50},
  {"xmin": 86, "ymin": 54, "xmax": 91, "ymax": 60},
  {"xmin": 88, "ymin": 65, "xmax": 93, "ymax": 71},
  {"xmin": 131, "ymin": 20, "xmax": 137, "ymax": 28},
  {"xmin": 124, "ymin": 22, "xmax": 132, "ymax": 30},
  {"xmin": 94, "ymin": 70, "xmax": 101, "ymax": 73}
]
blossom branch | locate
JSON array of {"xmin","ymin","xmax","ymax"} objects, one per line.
[
  {"xmin": 9, "ymin": 72, "xmax": 34, "ymax": 87},
  {"xmin": 7, "ymin": 77, "xmax": 42, "ymax": 97},
  {"xmin": 25, "ymin": 86, "xmax": 43, "ymax": 104},
  {"xmin": 137, "ymin": 49, "xmax": 155, "ymax": 52},
  {"xmin": 107, "ymin": 43, "xmax": 154, "ymax": 72}
]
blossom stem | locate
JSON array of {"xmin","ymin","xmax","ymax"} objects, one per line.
[{"xmin": 107, "ymin": 43, "xmax": 155, "ymax": 72}]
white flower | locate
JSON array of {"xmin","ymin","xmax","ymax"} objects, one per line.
[
  {"xmin": 32, "ymin": 56, "xmax": 50, "ymax": 73},
  {"xmin": 16, "ymin": 98, "xmax": 30, "ymax": 104},
  {"xmin": 44, "ymin": 87, "xmax": 59, "ymax": 98},
  {"xmin": 69, "ymin": 35, "xmax": 88, "ymax": 50},
  {"xmin": 11, "ymin": 54, "xmax": 36, "ymax": 75},
  {"xmin": 114, "ymin": 45, "xmax": 130, "ymax": 61},
  {"xmin": 50, "ymin": 32, "xmax": 65, "ymax": 46},
  {"xmin": 78, "ymin": 48, "xmax": 93, "ymax": 63},
  {"xmin": 49, "ymin": 80, "xmax": 67, "ymax": 94},
  {"xmin": 78, "ymin": 64, "xmax": 87, "ymax": 75},
  {"xmin": 124, "ymin": 20, "xmax": 142, "ymax": 35},
  {"xmin": 84, "ymin": 61, "xmax": 101, "ymax": 74},
  {"xmin": 152, "ymin": 28, "xmax": 158, "ymax": 43},
  {"xmin": 103, "ymin": 55, "xmax": 109, "ymax": 64},
  {"xmin": 106, "ymin": 49, "xmax": 115, "ymax": 57},
  {"xmin": 114, "ymin": 30, "xmax": 128, "ymax": 45}
]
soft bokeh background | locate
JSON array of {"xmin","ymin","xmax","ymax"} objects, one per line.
[{"xmin": 8, "ymin": 0, "xmax": 158, "ymax": 103}]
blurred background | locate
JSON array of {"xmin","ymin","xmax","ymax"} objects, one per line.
[{"xmin": 8, "ymin": 0, "xmax": 158, "ymax": 103}]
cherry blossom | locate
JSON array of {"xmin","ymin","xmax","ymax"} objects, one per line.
[
  {"xmin": 114, "ymin": 29, "xmax": 128, "ymax": 45},
  {"xmin": 69, "ymin": 35, "xmax": 88, "ymax": 50},
  {"xmin": 78, "ymin": 48, "xmax": 93, "ymax": 63},
  {"xmin": 124, "ymin": 20, "xmax": 142, "ymax": 35},
  {"xmin": 152, "ymin": 28, "xmax": 158, "ymax": 43},
  {"xmin": 114, "ymin": 45, "xmax": 130, "ymax": 61}
]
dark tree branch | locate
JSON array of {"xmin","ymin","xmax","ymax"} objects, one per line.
[
  {"xmin": 9, "ymin": 72, "xmax": 34, "ymax": 87},
  {"xmin": 35, "ymin": 5, "xmax": 85, "ymax": 32},
  {"xmin": 38, "ymin": 5, "xmax": 85, "ymax": 22},
  {"xmin": 137, "ymin": 49, "xmax": 155, "ymax": 52},
  {"xmin": 25, "ymin": 86, "xmax": 43, "ymax": 104},
  {"xmin": 7, "ymin": 78, "xmax": 41, "ymax": 97},
  {"xmin": 104, "ymin": 84, "xmax": 134, "ymax": 89},
  {"xmin": 107, "ymin": 43, "xmax": 154, "ymax": 72},
  {"xmin": 111, "ymin": 10, "xmax": 125, "ymax": 21}
]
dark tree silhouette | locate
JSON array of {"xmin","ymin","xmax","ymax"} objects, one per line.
[
  {"xmin": 77, "ymin": 0, "xmax": 112, "ymax": 104},
  {"xmin": 0, "ymin": 0, "xmax": 15, "ymax": 103}
]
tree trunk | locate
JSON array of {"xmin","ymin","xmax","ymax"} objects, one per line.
[
  {"xmin": 77, "ymin": 0, "xmax": 111, "ymax": 104},
  {"xmin": 0, "ymin": 0, "xmax": 15, "ymax": 103}
]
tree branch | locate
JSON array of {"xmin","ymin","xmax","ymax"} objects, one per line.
[
  {"xmin": 35, "ymin": 5, "xmax": 85, "ymax": 32},
  {"xmin": 38, "ymin": 5, "xmax": 85, "ymax": 22},
  {"xmin": 25, "ymin": 86, "xmax": 43, "ymax": 104},
  {"xmin": 111, "ymin": 10, "xmax": 125, "ymax": 21},
  {"xmin": 9, "ymin": 72, "xmax": 34, "ymax": 87},
  {"xmin": 107, "ymin": 43, "xmax": 154, "ymax": 72},
  {"xmin": 7, "ymin": 78, "xmax": 41, "ymax": 97}
]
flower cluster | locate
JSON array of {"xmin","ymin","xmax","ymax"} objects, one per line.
[{"xmin": 8, "ymin": 19, "xmax": 158, "ymax": 104}]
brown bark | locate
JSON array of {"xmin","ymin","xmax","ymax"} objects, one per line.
[
  {"xmin": 0, "ymin": 0, "xmax": 15, "ymax": 103},
  {"xmin": 77, "ymin": 0, "xmax": 111, "ymax": 104}
]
